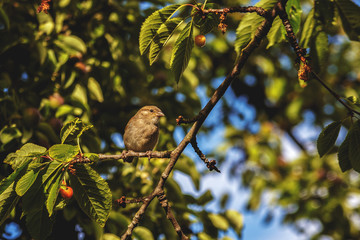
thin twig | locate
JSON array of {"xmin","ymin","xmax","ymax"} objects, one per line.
[
  {"xmin": 311, "ymin": 71, "xmax": 360, "ymax": 116},
  {"xmin": 191, "ymin": 137, "xmax": 220, "ymax": 173}
]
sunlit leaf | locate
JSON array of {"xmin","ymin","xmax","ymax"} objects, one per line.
[
  {"xmin": 4, "ymin": 143, "xmax": 46, "ymax": 170},
  {"xmin": 139, "ymin": 4, "xmax": 185, "ymax": 55},
  {"xmin": 208, "ymin": 213, "xmax": 229, "ymax": 230},
  {"xmin": 225, "ymin": 210, "xmax": 243, "ymax": 234},
  {"xmin": 300, "ymin": 8, "xmax": 314, "ymax": 48},
  {"xmin": 46, "ymin": 170, "xmax": 64, "ymax": 216},
  {"xmin": 15, "ymin": 163, "xmax": 43, "ymax": 196},
  {"xmin": 0, "ymin": 125, "xmax": 21, "ymax": 145},
  {"xmin": 60, "ymin": 118, "xmax": 93, "ymax": 144},
  {"xmin": 149, "ymin": 17, "xmax": 184, "ymax": 65},
  {"xmin": 0, "ymin": 162, "xmax": 30, "ymax": 225},
  {"xmin": 49, "ymin": 144, "xmax": 79, "ymax": 162},
  {"xmin": 170, "ymin": 20, "xmax": 194, "ymax": 83},
  {"xmin": 266, "ymin": 16, "xmax": 285, "ymax": 49},
  {"xmin": 88, "ymin": 77, "xmax": 104, "ymax": 103},
  {"xmin": 54, "ymin": 35, "xmax": 87, "ymax": 54},
  {"xmin": 133, "ymin": 226, "xmax": 155, "ymax": 240}
]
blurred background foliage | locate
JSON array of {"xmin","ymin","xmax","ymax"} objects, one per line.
[{"xmin": 1, "ymin": 0, "xmax": 360, "ymax": 239}]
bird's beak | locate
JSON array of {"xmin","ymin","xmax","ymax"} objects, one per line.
[{"xmin": 157, "ymin": 111, "xmax": 165, "ymax": 117}]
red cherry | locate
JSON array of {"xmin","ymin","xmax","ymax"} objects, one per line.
[
  {"xmin": 60, "ymin": 186, "xmax": 73, "ymax": 199},
  {"xmin": 195, "ymin": 35, "xmax": 206, "ymax": 47}
]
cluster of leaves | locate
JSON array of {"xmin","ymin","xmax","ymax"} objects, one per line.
[
  {"xmin": 0, "ymin": 119, "xmax": 111, "ymax": 240},
  {"xmin": 317, "ymin": 97, "xmax": 360, "ymax": 173},
  {"xmin": 139, "ymin": 2, "xmax": 220, "ymax": 82}
]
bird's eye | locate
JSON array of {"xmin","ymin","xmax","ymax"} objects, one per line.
[{"xmin": 150, "ymin": 109, "xmax": 154, "ymax": 112}]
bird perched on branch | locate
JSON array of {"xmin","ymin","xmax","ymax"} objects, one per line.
[{"xmin": 123, "ymin": 106, "xmax": 164, "ymax": 162}]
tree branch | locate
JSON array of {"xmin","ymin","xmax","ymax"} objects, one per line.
[
  {"xmin": 98, "ymin": 150, "xmax": 172, "ymax": 162},
  {"xmin": 121, "ymin": 1, "xmax": 286, "ymax": 238},
  {"xmin": 157, "ymin": 190, "xmax": 189, "ymax": 240}
]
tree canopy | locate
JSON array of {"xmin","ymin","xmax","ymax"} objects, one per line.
[{"xmin": 1, "ymin": 0, "xmax": 360, "ymax": 239}]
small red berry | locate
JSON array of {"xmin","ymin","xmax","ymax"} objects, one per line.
[
  {"xmin": 195, "ymin": 35, "xmax": 206, "ymax": 47},
  {"xmin": 60, "ymin": 186, "xmax": 73, "ymax": 200}
]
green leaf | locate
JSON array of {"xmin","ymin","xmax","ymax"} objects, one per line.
[
  {"xmin": 208, "ymin": 213, "xmax": 229, "ymax": 230},
  {"xmin": 0, "ymin": 162, "xmax": 30, "ymax": 225},
  {"xmin": 15, "ymin": 164, "xmax": 43, "ymax": 196},
  {"xmin": 317, "ymin": 121, "xmax": 341, "ymax": 157},
  {"xmin": 139, "ymin": 4, "xmax": 185, "ymax": 55},
  {"xmin": 225, "ymin": 210, "xmax": 243, "ymax": 234},
  {"xmin": 345, "ymin": 96, "xmax": 360, "ymax": 106},
  {"xmin": 266, "ymin": 16, "xmax": 285, "ymax": 49},
  {"xmin": 349, "ymin": 120, "xmax": 360, "ymax": 172},
  {"xmin": 338, "ymin": 132, "xmax": 352, "ymax": 172},
  {"xmin": 25, "ymin": 202, "xmax": 55, "ymax": 240},
  {"xmin": 266, "ymin": 0, "xmax": 301, "ymax": 49},
  {"xmin": 20, "ymin": 164, "xmax": 56, "ymax": 240},
  {"xmin": 60, "ymin": 118, "xmax": 93, "ymax": 144},
  {"xmin": 49, "ymin": 144, "xmax": 79, "ymax": 162},
  {"xmin": 46, "ymin": 170, "xmax": 64, "ymax": 216},
  {"xmin": 133, "ymin": 226, "xmax": 155, "ymax": 240},
  {"xmin": 149, "ymin": 17, "xmax": 184, "ymax": 65},
  {"xmin": 170, "ymin": 20, "xmax": 194, "ymax": 83},
  {"xmin": 235, "ymin": 0, "xmax": 277, "ymax": 54},
  {"xmin": 0, "ymin": 125, "xmax": 22, "ymax": 144},
  {"xmin": 88, "ymin": 77, "xmax": 104, "ymax": 102},
  {"xmin": 54, "ymin": 35, "xmax": 87, "ymax": 54},
  {"xmin": 69, "ymin": 164, "xmax": 112, "ymax": 227},
  {"xmin": 197, "ymin": 190, "xmax": 213, "ymax": 205},
  {"xmin": 300, "ymin": 8, "xmax": 314, "ymax": 48},
  {"xmin": 286, "ymin": 0, "xmax": 302, "ymax": 34},
  {"xmin": 55, "ymin": 104, "xmax": 74, "ymax": 118},
  {"xmin": 335, "ymin": 0, "xmax": 360, "ymax": 41},
  {"xmin": 4, "ymin": 143, "xmax": 46, "ymax": 170},
  {"xmin": 0, "ymin": 182, "xmax": 20, "ymax": 226},
  {"xmin": 313, "ymin": 31, "xmax": 328, "ymax": 71},
  {"xmin": 193, "ymin": 3, "xmax": 220, "ymax": 35}
]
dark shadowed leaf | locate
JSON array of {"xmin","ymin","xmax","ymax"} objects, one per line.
[
  {"xmin": 349, "ymin": 120, "xmax": 360, "ymax": 172},
  {"xmin": 338, "ymin": 133, "xmax": 352, "ymax": 172},
  {"xmin": 335, "ymin": 0, "xmax": 360, "ymax": 41},
  {"xmin": 69, "ymin": 164, "xmax": 112, "ymax": 227},
  {"xmin": 317, "ymin": 120, "xmax": 341, "ymax": 157}
]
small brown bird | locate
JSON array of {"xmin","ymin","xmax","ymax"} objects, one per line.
[{"xmin": 123, "ymin": 106, "xmax": 164, "ymax": 161}]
